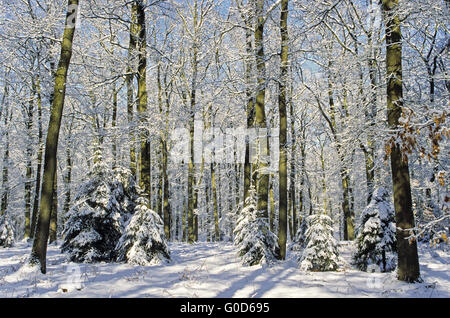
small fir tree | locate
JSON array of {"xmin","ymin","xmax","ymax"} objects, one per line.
[
  {"xmin": 0, "ymin": 215, "xmax": 14, "ymax": 248},
  {"xmin": 116, "ymin": 197, "xmax": 171, "ymax": 265},
  {"xmin": 353, "ymin": 188, "xmax": 397, "ymax": 272},
  {"xmin": 299, "ymin": 214, "xmax": 340, "ymax": 271},
  {"xmin": 61, "ymin": 152, "xmax": 137, "ymax": 263},
  {"xmin": 233, "ymin": 187, "xmax": 279, "ymax": 266}
]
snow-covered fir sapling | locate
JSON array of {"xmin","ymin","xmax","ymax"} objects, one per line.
[
  {"xmin": 299, "ymin": 214, "xmax": 340, "ymax": 271},
  {"xmin": 61, "ymin": 150, "xmax": 137, "ymax": 263},
  {"xmin": 353, "ymin": 188, "xmax": 397, "ymax": 272},
  {"xmin": 116, "ymin": 197, "xmax": 171, "ymax": 265},
  {"xmin": 0, "ymin": 215, "xmax": 14, "ymax": 247},
  {"xmin": 233, "ymin": 187, "xmax": 279, "ymax": 266}
]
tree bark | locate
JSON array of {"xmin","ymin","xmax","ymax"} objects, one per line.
[
  {"xmin": 31, "ymin": 75, "xmax": 43, "ymax": 238},
  {"xmin": 382, "ymin": 0, "xmax": 421, "ymax": 283},
  {"xmin": 30, "ymin": 0, "xmax": 79, "ymax": 273},
  {"xmin": 278, "ymin": 0, "xmax": 289, "ymax": 259},
  {"xmin": 254, "ymin": 0, "xmax": 269, "ymax": 219},
  {"xmin": 24, "ymin": 86, "xmax": 35, "ymax": 239},
  {"xmin": 135, "ymin": 0, "xmax": 151, "ymax": 205},
  {"xmin": 243, "ymin": 6, "xmax": 255, "ymax": 203},
  {"xmin": 289, "ymin": 87, "xmax": 297, "ymax": 237},
  {"xmin": 127, "ymin": 2, "xmax": 138, "ymax": 177},
  {"xmin": 326, "ymin": 64, "xmax": 354, "ymax": 240},
  {"xmin": 49, "ymin": 168, "xmax": 58, "ymax": 243},
  {"xmin": 64, "ymin": 144, "xmax": 72, "ymax": 217},
  {"xmin": 1, "ymin": 82, "xmax": 10, "ymax": 217},
  {"xmin": 112, "ymin": 84, "xmax": 118, "ymax": 168}
]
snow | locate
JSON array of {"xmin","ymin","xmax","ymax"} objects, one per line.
[{"xmin": 0, "ymin": 241, "xmax": 448, "ymax": 298}]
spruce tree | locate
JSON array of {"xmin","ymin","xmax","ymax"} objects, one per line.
[
  {"xmin": 353, "ymin": 188, "xmax": 397, "ymax": 272},
  {"xmin": 116, "ymin": 198, "xmax": 171, "ymax": 266},
  {"xmin": 299, "ymin": 214, "xmax": 340, "ymax": 271},
  {"xmin": 0, "ymin": 215, "xmax": 14, "ymax": 248},
  {"xmin": 61, "ymin": 155, "xmax": 137, "ymax": 263},
  {"xmin": 234, "ymin": 187, "xmax": 279, "ymax": 266}
]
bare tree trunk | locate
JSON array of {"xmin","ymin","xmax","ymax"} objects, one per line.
[
  {"xmin": 127, "ymin": 3, "xmax": 138, "ymax": 177},
  {"xmin": 112, "ymin": 84, "xmax": 118, "ymax": 168},
  {"xmin": 24, "ymin": 85, "xmax": 35, "ymax": 239},
  {"xmin": 289, "ymin": 91, "xmax": 297, "ymax": 236},
  {"xmin": 49, "ymin": 169, "xmax": 57, "ymax": 243},
  {"xmin": 135, "ymin": 0, "xmax": 151, "ymax": 204},
  {"xmin": 326, "ymin": 65, "xmax": 354, "ymax": 240},
  {"xmin": 30, "ymin": 0, "xmax": 79, "ymax": 273},
  {"xmin": 31, "ymin": 74, "xmax": 44, "ymax": 238},
  {"xmin": 1, "ymin": 82, "xmax": 10, "ymax": 217},
  {"xmin": 269, "ymin": 174, "xmax": 275, "ymax": 232},
  {"xmin": 320, "ymin": 142, "xmax": 328, "ymax": 215},
  {"xmin": 382, "ymin": 0, "xmax": 420, "ymax": 283},
  {"xmin": 64, "ymin": 145, "xmax": 72, "ymax": 217},
  {"xmin": 254, "ymin": 0, "xmax": 269, "ymax": 219},
  {"xmin": 243, "ymin": 6, "xmax": 255, "ymax": 203},
  {"xmin": 278, "ymin": 0, "xmax": 289, "ymax": 259}
]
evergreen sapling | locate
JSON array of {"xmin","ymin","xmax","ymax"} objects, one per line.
[
  {"xmin": 116, "ymin": 197, "xmax": 171, "ymax": 265},
  {"xmin": 61, "ymin": 153, "xmax": 136, "ymax": 263},
  {"xmin": 233, "ymin": 187, "xmax": 279, "ymax": 266},
  {"xmin": 353, "ymin": 188, "xmax": 397, "ymax": 272},
  {"xmin": 299, "ymin": 214, "xmax": 340, "ymax": 271},
  {"xmin": 0, "ymin": 215, "xmax": 14, "ymax": 248}
]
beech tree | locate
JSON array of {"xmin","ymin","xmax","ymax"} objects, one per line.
[
  {"xmin": 381, "ymin": 0, "xmax": 421, "ymax": 283},
  {"xmin": 30, "ymin": 0, "xmax": 79, "ymax": 273}
]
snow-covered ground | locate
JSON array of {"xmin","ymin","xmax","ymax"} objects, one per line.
[{"xmin": 0, "ymin": 241, "xmax": 448, "ymax": 298}]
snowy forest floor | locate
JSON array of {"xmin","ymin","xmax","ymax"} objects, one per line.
[{"xmin": 0, "ymin": 241, "xmax": 448, "ymax": 298}]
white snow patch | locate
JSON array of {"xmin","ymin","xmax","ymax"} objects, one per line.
[{"xmin": 0, "ymin": 241, "xmax": 448, "ymax": 298}]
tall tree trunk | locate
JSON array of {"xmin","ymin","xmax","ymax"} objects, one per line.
[
  {"xmin": 326, "ymin": 64, "xmax": 354, "ymax": 240},
  {"xmin": 135, "ymin": 0, "xmax": 151, "ymax": 204},
  {"xmin": 187, "ymin": 1, "xmax": 201, "ymax": 243},
  {"xmin": 31, "ymin": 74, "xmax": 44, "ymax": 238},
  {"xmin": 289, "ymin": 91, "xmax": 297, "ymax": 235},
  {"xmin": 243, "ymin": 7, "xmax": 254, "ymax": 203},
  {"xmin": 24, "ymin": 86, "xmax": 35, "ymax": 239},
  {"xmin": 320, "ymin": 142, "xmax": 328, "ymax": 215},
  {"xmin": 157, "ymin": 63, "xmax": 171, "ymax": 238},
  {"xmin": 1, "ymin": 83, "xmax": 10, "ymax": 217},
  {"xmin": 382, "ymin": 0, "xmax": 421, "ymax": 283},
  {"xmin": 205, "ymin": 172, "xmax": 212, "ymax": 242},
  {"xmin": 254, "ymin": 0, "xmax": 269, "ymax": 219},
  {"xmin": 208, "ymin": 116, "xmax": 220, "ymax": 241},
  {"xmin": 365, "ymin": 52, "xmax": 377, "ymax": 204},
  {"xmin": 64, "ymin": 145, "xmax": 72, "ymax": 217},
  {"xmin": 358, "ymin": 14, "xmax": 378, "ymax": 204},
  {"xmin": 49, "ymin": 168, "xmax": 58, "ymax": 243},
  {"xmin": 163, "ymin": 100, "xmax": 171, "ymax": 240},
  {"xmin": 112, "ymin": 84, "xmax": 118, "ymax": 168},
  {"xmin": 278, "ymin": 0, "xmax": 289, "ymax": 259},
  {"xmin": 182, "ymin": 176, "xmax": 187, "ymax": 242},
  {"xmin": 187, "ymin": 118, "xmax": 196, "ymax": 243},
  {"xmin": 211, "ymin": 162, "xmax": 220, "ymax": 241},
  {"xmin": 127, "ymin": 3, "xmax": 138, "ymax": 177},
  {"xmin": 30, "ymin": 0, "xmax": 79, "ymax": 273},
  {"xmin": 269, "ymin": 174, "xmax": 275, "ymax": 232}
]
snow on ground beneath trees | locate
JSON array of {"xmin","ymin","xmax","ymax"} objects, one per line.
[{"xmin": 0, "ymin": 241, "xmax": 448, "ymax": 298}]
